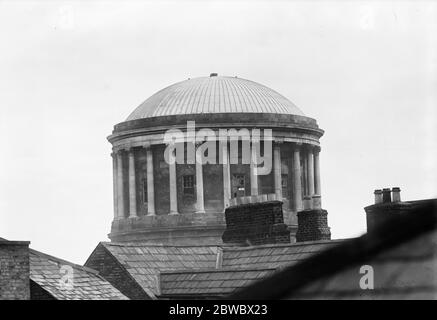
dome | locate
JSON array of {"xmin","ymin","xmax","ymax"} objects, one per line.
[{"xmin": 126, "ymin": 75, "xmax": 305, "ymax": 121}]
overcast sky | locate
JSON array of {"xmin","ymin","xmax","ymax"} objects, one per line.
[{"xmin": 0, "ymin": 0, "xmax": 436, "ymax": 264}]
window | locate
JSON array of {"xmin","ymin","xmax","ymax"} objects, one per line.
[
  {"xmin": 232, "ymin": 174, "xmax": 246, "ymax": 197},
  {"xmin": 183, "ymin": 175, "xmax": 195, "ymax": 195}
]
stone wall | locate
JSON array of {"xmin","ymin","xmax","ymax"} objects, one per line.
[{"xmin": 0, "ymin": 240, "xmax": 30, "ymax": 300}]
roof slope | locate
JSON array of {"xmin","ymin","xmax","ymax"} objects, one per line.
[
  {"xmin": 222, "ymin": 241, "xmax": 343, "ymax": 269},
  {"xmin": 29, "ymin": 249, "xmax": 127, "ymax": 300},
  {"xmin": 90, "ymin": 240, "xmax": 343, "ymax": 299},
  {"xmin": 160, "ymin": 268, "xmax": 275, "ymax": 298},
  {"xmin": 126, "ymin": 76, "xmax": 304, "ymax": 120},
  {"xmin": 99, "ymin": 243, "xmax": 218, "ymax": 297}
]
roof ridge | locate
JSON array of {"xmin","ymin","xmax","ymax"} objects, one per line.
[
  {"xmin": 221, "ymin": 239, "xmax": 347, "ymax": 251},
  {"xmin": 29, "ymin": 248, "xmax": 100, "ymax": 275},
  {"xmin": 102, "ymin": 242, "xmax": 219, "ymax": 248},
  {"xmin": 160, "ymin": 267, "xmax": 277, "ymax": 275}
]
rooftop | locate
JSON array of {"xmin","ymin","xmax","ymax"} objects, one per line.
[
  {"xmin": 29, "ymin": 249, "xmax": 127, "ymax": 300},
  {"xmin": 85, "ymin": 240, "xmax": 343, "ymax": 299}
]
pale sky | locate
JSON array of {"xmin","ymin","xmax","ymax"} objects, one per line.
[{"xmin": 0, "ymin": 0, "xmax": 436, "ymax": 264}]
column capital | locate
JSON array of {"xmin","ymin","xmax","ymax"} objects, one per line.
[
  {"xmin": 113, "ymin": 148, "xmax": 124, "ymax": 155},
  {"xmin": 292, "ymin": 142, "xmax": 303, "ymax": 151},
  {"xmin": 141, "ymin": 142, "xmax": 152, "ymax": 149},
  {"xmin": 274, "ymin": 139, "xmax": 284, "ymax": 145},
  {"xmin": 303, "ymin": 143, "xmax": 319, "ymax": 153}
]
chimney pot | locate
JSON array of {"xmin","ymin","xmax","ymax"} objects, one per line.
[
  {"xmin": 382, "ymin": 188, "xmax": 392, "ymax": 203},
  {"xmin": 392, "ymin": 187, "xmax": 401, "ymax": 202},
  {"xmin": 374, "ymin": 189, "xmax": 383, "ymax": 204}
]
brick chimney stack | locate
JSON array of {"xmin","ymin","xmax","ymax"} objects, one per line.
[
  {"xmin": 296, "ymin": 196, "xmax": 331, "ymax": 242},
  {"xmin": 365, "ymin": 187, "xmax": 412, "ymax": 232},
  {"xmin": 222, "ymin": 194, "xmax": 291, "ymax": 246}
]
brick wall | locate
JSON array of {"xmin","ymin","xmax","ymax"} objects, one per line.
[
  {"xmin": 296, "ymin": 209, "xmax": 331, "ymax": 242},
  {"xmin": 222, "ymin": 200, "xmax": 290, "ymax": 245},
  {"xmin": 85, "ymin": 243, "xmax": 151, "ymax": 300},
  {"xmin": 0, "ymin": 240, "xmax": 30, "ymax": 300}
]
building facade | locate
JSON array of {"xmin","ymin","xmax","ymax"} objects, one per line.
[{"xmin": 108, "ymin": 74, "xmax": 325, "ymax": 244}]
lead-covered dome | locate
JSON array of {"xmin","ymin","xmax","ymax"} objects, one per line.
[{"xmin": 126, "ymin": 75, "xmax": 305, "ymax": 120}]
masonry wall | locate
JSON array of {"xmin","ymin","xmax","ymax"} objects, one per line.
[
  {"xmin": 153, "ymin": 144, "xmax": 170, "ymax": 215},
  {"xmin": 135, "ymin": 147, "xmax": 148, "ymax": 216},
  {"xmin": 203, "ymin": 163, "xmax": 224, "ymax": 212},
  {"xmin": 0, "ymin": 241, "xmax": 30, "ymax": 300}
]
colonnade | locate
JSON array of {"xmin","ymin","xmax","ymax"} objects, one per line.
[{"xmin": 112, "ymin": 142, "xmax": 321, "ymax": 219}]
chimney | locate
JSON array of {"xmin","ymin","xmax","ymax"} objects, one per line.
[
  {"xmin": 0, "ymin": 240, "xmax": 31, "ymax": 300},
  {"xmin": 222, "ymin": 194, "xmax": 291, "ymax": 246},
  {"xmin": 374, "ymin": 189, "xmax": 383, "ymax": 204},
  {"xmin": 382, "ymin": 188, "xmax": 391, "ymax": 203},
  {"xmin": 392, "ymin": 187, "xmax": 401, "ymax": 202},
  {"xmin": 296, "ymin": 206, "xmax": 331, "ymax": 242},
  {"xmin": 364, "ymin": 187, "xmax": 412, "ymax": 232}
]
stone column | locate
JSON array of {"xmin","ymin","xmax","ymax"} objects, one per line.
[
  {"xmin": 128, "ymin": 148, "xmax": 137, "ymax": 218},
  {"xmin": 195, "ymin": 144, "xmax": 205, "ymax": 213},
  {"xmin": 222, "ymin": 141, "xmax": 231, "ymax": 209},
  {"xmin": 307, "ymin": 146, "xmax": 315, "ymax": 196},
  {"xmin": 111, "ymin": 152, "xmax": 118, "ymax": 220},
  {"xmin": 146, "ymin": 146, "xmax": 155, "ymax": 215},
  {"xmin": 273, "ymin": 143, "xmax": 282, "ymax": 200},
  {"xmin": 314, "ymin": 147, "xmax": 321, "ymax": 196},
  {"xmin": 116, "ymin": 151, "xmax": 125, "ymax": 219},
  {"xmin": 169, "ymin": 147, "xmax": 179, "ymax": 215},
  {"xmin": 250, "ymin": 144, "xmax": 258, "ymax": 196},
  {"xmin": 292, "ymin": 146, "xmax": 303, "ymax": 212}
]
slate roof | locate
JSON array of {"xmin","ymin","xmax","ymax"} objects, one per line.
[
  {"xmin": 222, "ymin": 240, "xmax": 344, "ymax": 269},
  {"xmin": 160, "ymin": 268, "xmax": 275, "ymax": 297},
  {"xmin": 99, "ymin": 243, "xmax": 218, "ymax": 296},
  {"xmin": 29, "ymin": 249, "xmax": 127, "ymax": 300},
  {"xmin": 92, "ymin": 240, "xmax": 344, "ymax": 298},
  {"xmin": 126, "ymin": 76, "xmax": 305, "ymax": 120}
]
